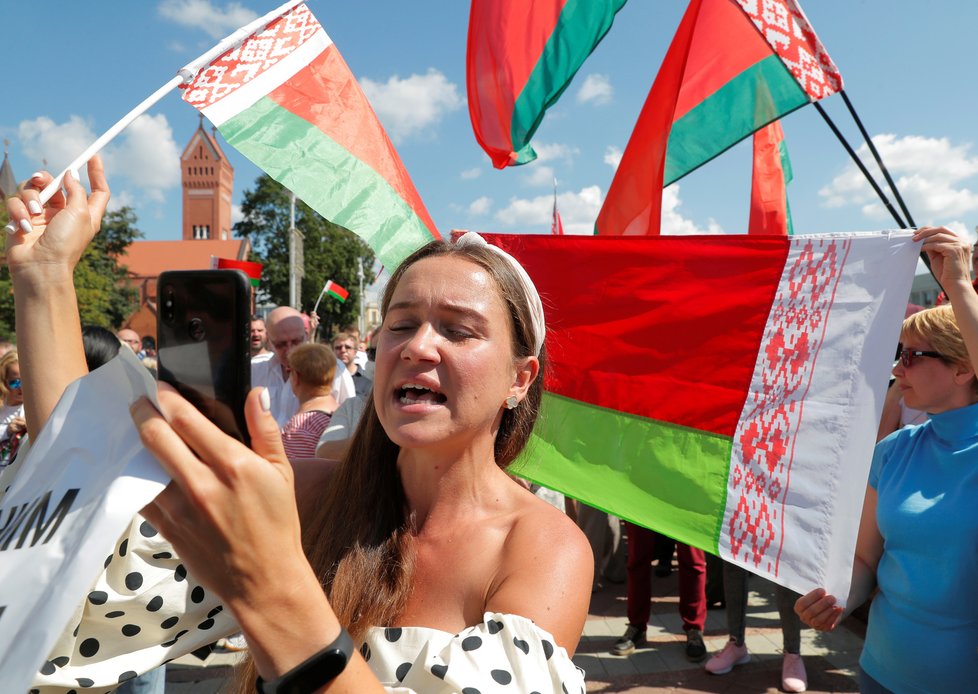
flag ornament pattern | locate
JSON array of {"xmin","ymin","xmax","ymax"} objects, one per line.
[
  {"xmin": 182, "ymin": 3, "xmax": 440, "ymax": 270},
  {"xmin": 324, "ymin": 280, "xmax": 349, "ymax": 303},
  {"xmin": 727, "ymin": 238, "xmax": 848, "ymax": 571},
  {"xmin": 211, "ymin": 256, "xmax": 263, "ymax": 287},
  {"xmin": 482, "ymin": 231, "xmax": 917, "ymax": 601},
  {"xmin": 597, "ymin": 0, "xmax": 840, "ymax": 237},
  {"xmin": 736, "ymin": 0, "xmax": 842, "ymax": 100},
  {"xmin": 467, "ymin": 0, "xmax": 627, "ymax": 168}
]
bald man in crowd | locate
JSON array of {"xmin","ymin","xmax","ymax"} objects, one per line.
[
  {"xmin": 117, "ymin": 328, "xmax": 142, "ymax": 355},
  {"xmin": 251, "ymin": 307, "xmax": 355, "ymax": 426}
]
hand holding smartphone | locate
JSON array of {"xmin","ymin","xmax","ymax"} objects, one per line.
[{"xmin": 157, "ymin": 270, "xmax": 252, "ymax": 446}]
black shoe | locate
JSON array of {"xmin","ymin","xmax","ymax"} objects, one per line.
[
  {"xmin": 654, "ymin": 562, "xmax": 673, "ymax": 578},
  {"xmin": 685, "ymin": 629, "xmax": 707, "ymax": 662},
  {"xmin": 611, "ymin": 625, "xmax": 647, "ymax": 656}
]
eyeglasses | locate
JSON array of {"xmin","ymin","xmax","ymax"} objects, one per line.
[
  {"xmin": 333, "ymin": 344, "xmax": 356, "ymax": 351},
  {"xmin": 6, "ymin": 378, "xmax": 21, "ymax": 390},
  {"xmin": 896, "ymin": 346, "xmax": 944, "ymax": 368}
]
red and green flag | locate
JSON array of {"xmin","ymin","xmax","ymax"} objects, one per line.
[
  {"xmin": 467, "ymin": 0, "xmax": 628, "ymax": 168},
  {"xmin": 597, "ymin": 0, "xmax": 841, "ymax": 236},
  {"xmin": 482, "ymin": 231, "xmax": 916, "ymax": 601},
  {"xmin": 210, "ymin": 256, "xmax": 263, "ymax": 287},
  {"xmin": 182, "ymin": 3, "xmax": 440, "ymax": 270},
  {"xmin": 749, "ymin": 120, "xmax": 793, "ymax": 235},
  {"xmin": 323, "ymin": 280, "xmax": 349, "ymax": 303}
]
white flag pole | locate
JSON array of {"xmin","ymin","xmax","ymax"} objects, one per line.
[
  {"xmin": 312, "ymin": 280, "xmax": 332, "ymax": 316},
  {"xmin": 37, "ymin": 0, "xmax": 306, "ymax": 205}
]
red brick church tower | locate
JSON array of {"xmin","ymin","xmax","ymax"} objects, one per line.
[{"xmin": 181, "ymin": 116, "xmax": 235, "ymax": 240}]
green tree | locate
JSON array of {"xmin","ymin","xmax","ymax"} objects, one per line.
[
  {"xmin": 233, "ymin": 175, "xmax": 376, "ymax": 337},
  {"xmin": 0, "ymin": 206, "xmax": 141, "ymax": 337},
  {"xmin": 0, "ymin": 204, "xmax": 13, "ymax": 340},
  {"xmin": 74, "ymin": 206, "xmax": 143, "ymax": 329}
]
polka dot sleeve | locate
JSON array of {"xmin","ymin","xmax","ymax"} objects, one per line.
[
  {"xmin": 31, "ymin": 513, "xmax": 238, "ymax": 693},
  {"xmin": 361, "ymin": 612, "xmax": 585, "ymax": 694}
]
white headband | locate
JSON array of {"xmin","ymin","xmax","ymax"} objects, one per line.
[{"xmin": 454, "ymin": 232, "xmax": 546, "ymax": 357}]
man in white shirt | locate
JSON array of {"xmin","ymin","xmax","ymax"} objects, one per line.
[{"xmin": 251, "ymin": 307, "xmax": 354, "ymax": 426}]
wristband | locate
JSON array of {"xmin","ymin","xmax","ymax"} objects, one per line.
[{"xmin": 255, "ymin": 627, "xmax": 354, "ymax": 694}]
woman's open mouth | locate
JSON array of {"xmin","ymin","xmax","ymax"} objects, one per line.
[{"xmin": 397, "ymin": 382, "xmax": 448, "ymax": 406}]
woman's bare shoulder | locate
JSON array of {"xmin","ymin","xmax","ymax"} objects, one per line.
[{"xmin": 487, "ymin": 487, "xmax": 592, "ymax": 653}]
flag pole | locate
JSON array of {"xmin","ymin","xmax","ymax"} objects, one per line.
[
  {"xmin": 36, "ymin": 0, "xmax": 306, "ymax": 205},
  {"xmin": 814, "ymin": 102, "xmax": 938, "ymax": 284},
  {"xmin": 839, "ymin": 90, "xmax": 916, "ymax": 227},
  {"xmin": 813, "ymin": 102, "xmax": 906, "ymax": 229}
]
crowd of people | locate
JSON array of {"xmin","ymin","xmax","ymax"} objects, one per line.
[{"xmin": 2, "ymin": 158, "xmax": 976, "ymax": 693}]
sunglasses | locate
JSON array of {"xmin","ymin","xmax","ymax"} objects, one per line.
[
  {"xmin": 6, "ymin": 378, "xmax": 21, "ymax": 390},
  {"xmin": 896, "ymin": 346, "xmax": 944, "ymax": 368}
]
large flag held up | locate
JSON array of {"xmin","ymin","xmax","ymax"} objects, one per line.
[
  {"xmin": 596, "ymin": 0, "xmax": 841, "ymax": 236},
  {"xmin": 181, "ymin": 3, "xmax": 440, "ymax": 270},
  {"xmin": 467, "ymin": 0, "xmax": 628, "ymax": 168},
  {"xmin": 486, "ymin": 231, "xmax": 918, "ymax": 601}
]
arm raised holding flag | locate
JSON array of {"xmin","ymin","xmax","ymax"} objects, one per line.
[{"xmin": 6, "ymin": 167, "xmax": 591, "ymax": 693}]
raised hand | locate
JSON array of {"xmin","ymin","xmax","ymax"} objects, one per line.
[
  {"xmin": 4, "ymin": 156, "xmax": 110, "ymax": 280},
  {"xmin": 912, "ymin": 226, "xmax": 972, "ymax": 291}
]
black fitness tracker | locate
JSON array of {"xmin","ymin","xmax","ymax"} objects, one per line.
[{"xmin": 255, "ymin": 627, "xmax": 355, "ymax": 693}]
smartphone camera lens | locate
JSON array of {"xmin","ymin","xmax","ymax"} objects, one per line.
[
  {"xmin": 162, "ymin": 285, "xmax": 176, "ymax": 324},
  {"xmin": 188, "ymin": 317, "xmax": 206, "ymax": 342}
]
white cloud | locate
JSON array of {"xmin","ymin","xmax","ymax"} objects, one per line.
[
  {"xmin": 467, "ymin": 196, "xmax": 492, "ymax": 216},
  {"xmin": 106, "ymin": 189, "xmax": 136, "ymax": 213},
  {"xmin": 361, "ymin": 69, "xmax": 463, "ymax": 143},
  {"xmin": 532, "ymin": 142, "xmax": 579, "ymax": 164},
  {"xmin": 18, "ymin": 113, "xmax": 180, "ymax": 205},
  {"xmin": 576, "ymin": 74, "xmax": 613, "ymax": 105},
  {"xmin": 495, "ymin": 186, "xmax": 602, "ymax": 235},
  {"xmin": 231, "ymin": 203, "xmax": 244, "ymax": 226},
  {"xmin": 493, "ymin": 181, "xmax": 719, "ymax": 235},
  {"xmin": 103, "ymin": 114, "xmax": 181, "ymax": 202},
  {"xmin": 460, "ymin": 167, "xmax": 482, "ymax": 180},
  {"xmin": 661, "ymin": 185, "xmax": 723, "ymax": 235},
  {"xmin": 524, "ymin": 164, "xmax": 556, "ymax": 188},
  {"xmin": 820, "ymin": 134, "xmax": 978, "ymax": 223},
  {"xmin": 604, "ymin": 145, "xmax": 623, "ymax": 170},
  {"xmin": 158, "ymin": 0, "xmax": 258, "ymax": 39}
]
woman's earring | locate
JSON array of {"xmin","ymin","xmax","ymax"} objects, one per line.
[{"xmin": 505, "ymin": 395, "xmax": 518, "ymax": 410}]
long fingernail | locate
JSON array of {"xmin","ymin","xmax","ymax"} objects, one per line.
[
  {"xmin": 28, "ymin": 200, "xmax": 42, "ymax": 215},
  {"xmin": 4, "ymin": 223, "xmax": 17, "ymax": 235},
  {"xmin": 30, "ymin": 171, "xmax": 43, "ymax": 181},
  {"xmin": 70, "ymin": 168, "xmax": 81, "ymax": 181},
  {"xmin": 260, "ymin": 387, "xmax": 271, "ymax": 412},
  {"xmin": 19, "ymin": 219, "xmax": 33, "ymax": 234}
]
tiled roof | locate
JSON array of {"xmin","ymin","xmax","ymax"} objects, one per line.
[{"xmin": 120, "ymin": 239, "xmax": 251, "ymax": 278}]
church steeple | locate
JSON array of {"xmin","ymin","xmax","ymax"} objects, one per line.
[
  {"xmin": 180, "ymin": 119, "xmax": 234, "ymax": 240},
  {"xmin": 0, "ymin": 139, "xmax": 17, "ymax": 200}
]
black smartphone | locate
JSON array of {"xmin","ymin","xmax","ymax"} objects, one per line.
[{"xmin": 157, "ymin": 269, "xmax": 252, "ymax": 446}]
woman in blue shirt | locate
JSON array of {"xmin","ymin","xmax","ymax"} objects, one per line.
[{"xmin": 796, "ymin": 226, "xmax": 978, "ymax": 693}]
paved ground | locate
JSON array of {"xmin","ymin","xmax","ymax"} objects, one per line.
[{"xmin": 163, "ymin": 569, "xmax": 865, "ymax": 693}]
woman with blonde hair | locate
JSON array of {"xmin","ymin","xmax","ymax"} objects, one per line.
[
  {"xmin": 0, "ymin": 350, "xmax": 26, "ymax": 467},
  {"xmin": 7, "ymin": 160, "xmax": 592, "ymax": 693},
  {"xmin": 796, "ymin": 227, "xmax": 978, "ymax": 692}
]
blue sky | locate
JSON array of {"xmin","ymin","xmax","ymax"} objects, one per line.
[{"xmin": 3, "ymin": 1, "xmax": 978, "ymax": 259}]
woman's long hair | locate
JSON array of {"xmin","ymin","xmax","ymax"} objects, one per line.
[{"xmin": 235, "ymin": 239, "xmax": 547, "ymax": 690}]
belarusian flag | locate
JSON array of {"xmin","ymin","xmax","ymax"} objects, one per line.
[
  {"xmin": 484, "ymin": 231, "xmax": 917, "ymax": 601},
  {"xmin": 324, "ymin": 280, "xmax": 348, "ymax": 303},
  {"xmin": 182, "ymin": 3, "xmax": 440, "ymax": 270},
  {"xmin": 749, "ymin": 120, "xmax": 793, "ymax": 235},
  {"xmin": 211, "ymin": 256, "xmax": 263, "ymax": 287},
  {"xmin": 597, "ymin": 0, "xmax": 841, "ymax": 236},
  {"xmin": 467, "ymin": 0, "xmax": 628, "ymax": 168}
]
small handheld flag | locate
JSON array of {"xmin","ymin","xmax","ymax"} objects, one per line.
[
  {"xmin": 324, "ymin": 280, "xmax": 349, "ymax": 303},
  {"xmin": 211, "ymin": 256, "xmax": 263, "ymax": 287},
  {"xmin": 312, "ymin": 279, "xmax": 349, "ymax": 316}
]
